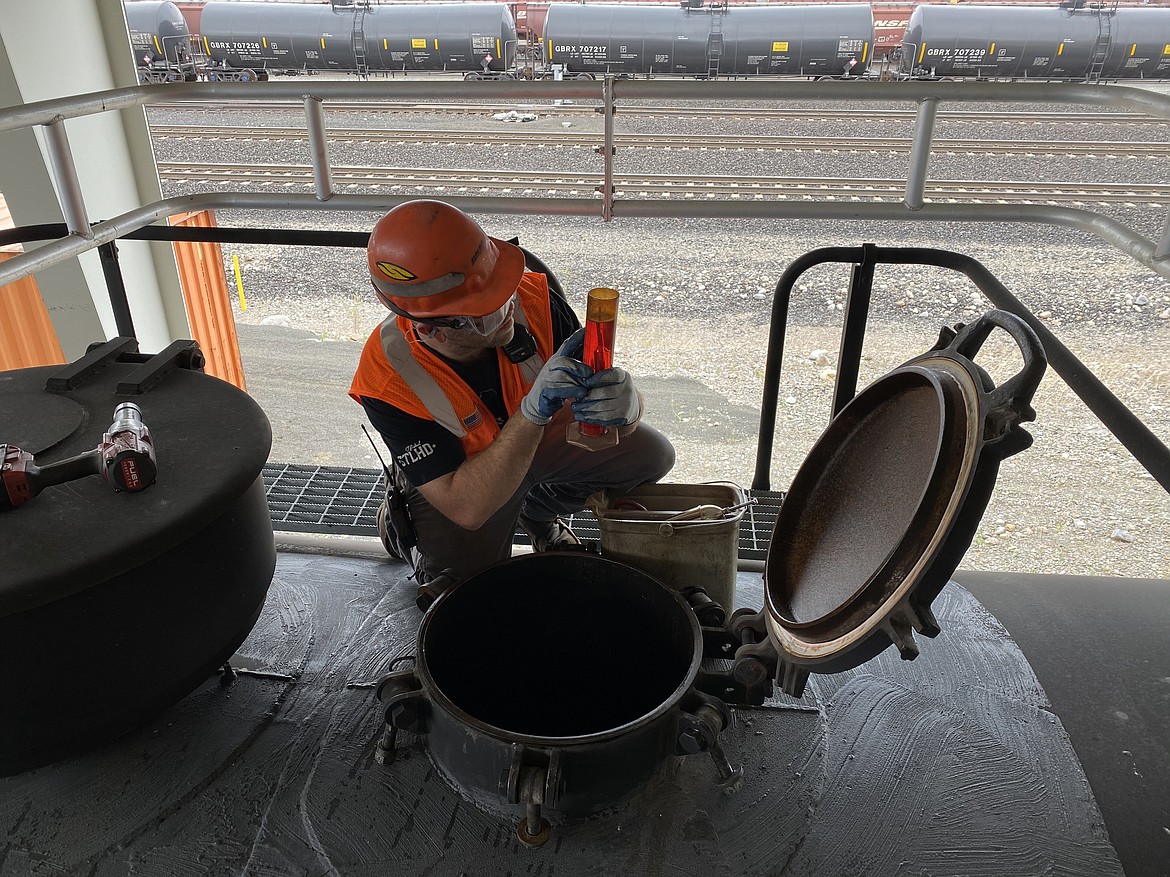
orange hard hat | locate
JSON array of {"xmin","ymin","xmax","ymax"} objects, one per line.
[{"xmin": 368, "ymin": 200, "xmax": 524, "ymax": 320}]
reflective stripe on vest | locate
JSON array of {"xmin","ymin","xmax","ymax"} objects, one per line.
[
  {"xmin": 349, "ymin": 272, "xmax": 555, "ymax": 458},
  {"xmin": 379, "ymin": 322, "xmax": 467, "ymax": 437}
]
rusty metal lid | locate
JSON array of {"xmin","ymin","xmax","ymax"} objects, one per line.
[
  {"xmin": 768, "ymin": 365, "xmax": 974, "ymax": 627},
  {"xmin": 758, "ymin": 311, "xmax": 1046, "ymax": 685},
  {"xmin": 761, "ymin": 356, "xmax": 983, "ymax": 667}
]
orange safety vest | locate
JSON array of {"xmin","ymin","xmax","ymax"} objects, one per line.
[{"xmin": 349, "ymin": 272, "xmax": 556, "ymax": 458}]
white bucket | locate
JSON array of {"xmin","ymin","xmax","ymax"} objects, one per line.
[{"xmin": 589, "ymin": 483, "xmax": 746, "ymax": 613}]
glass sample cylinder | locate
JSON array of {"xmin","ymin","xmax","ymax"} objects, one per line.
[{"xmin": 580, "ymin": 287, "xmax": 619, "ymax": 438}]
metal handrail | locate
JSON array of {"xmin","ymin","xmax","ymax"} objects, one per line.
[
  {"xmin": 751, "ymin": 245, "xmax": 1170, "ymax": 496},
  {"xmin": 2, "ymin": 78, "xmax": 1170, "ymax": 288}
]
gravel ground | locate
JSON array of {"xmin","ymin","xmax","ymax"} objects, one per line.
[{"xmin": 151, "ymin": 91, "xmax": 1170, "ymax": 579}]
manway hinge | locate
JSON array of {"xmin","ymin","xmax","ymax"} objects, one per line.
[
  {"xmin": 727, "ymin": 607, "xmax": 810, "ymax": 699},
  {"xmin": 373, "ymin": 662, "xmax": 427, "ymax": 764},
  {"xmin": 500, "ymin": 745, "xmax": 561, "ymax": 848},
  {"xmin": 676, "ymin": 689, "xmax": 744, "ymax": 793}
]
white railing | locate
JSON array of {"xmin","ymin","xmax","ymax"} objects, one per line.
[{"xmin": 1, "ymin": 77, "xmax": 1169, "ymax": 286}]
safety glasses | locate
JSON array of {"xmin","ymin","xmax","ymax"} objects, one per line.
[{"xmin": 430, "ymin": 295, "xmax": 516, "ymax": 336}]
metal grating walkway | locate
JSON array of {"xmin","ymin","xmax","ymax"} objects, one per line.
[{"xmin": 262, "ymin": 464, "xmax": 784, "ymax": 563}]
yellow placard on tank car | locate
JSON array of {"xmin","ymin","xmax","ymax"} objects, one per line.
[
  {"xmin": 412, "ymin": 38, "xmax": 427, "ymax": 49},
  {"xmin": 772, "ymin": 41, "xmax": 790, "ymax": 52}
]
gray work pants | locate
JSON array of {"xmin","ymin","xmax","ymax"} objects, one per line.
[{"xmin": 402, "ymin": 407, "xmax": 676, "ymax": 584}]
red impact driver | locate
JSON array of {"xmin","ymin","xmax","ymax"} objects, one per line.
[{"xmin": 1, "ymin": 402, "xmax": 158, "ymax": 512}]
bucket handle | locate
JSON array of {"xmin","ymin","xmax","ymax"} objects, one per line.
[{"xmin": 657, "ymin": 499, "xmax": 756, "ymax": 536}]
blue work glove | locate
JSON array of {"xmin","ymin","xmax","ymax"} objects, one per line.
[
  {"xmin": 572, "ymin": 367, "xmax": 641, "ymax": 427},
  {"xmin": 520, "ymin": 328, "xmax": 591, "ymax": 426}
]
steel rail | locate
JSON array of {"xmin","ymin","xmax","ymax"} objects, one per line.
[
  {"xmin": 156, "ymin": 162, "xmax": 1170, "ymax": 203},
  {"xmin": 148, "ymin": 124, "xmax": 1170, "ymax": 156},
  {"xmin": 145, "ymin": 100, "xmax": 1163, "ymax": 124}
]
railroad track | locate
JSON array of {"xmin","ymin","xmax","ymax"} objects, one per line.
[
  {"xmin": 157, "ymin": 162, "xmax": 1170, "ymax": 203},
  {"xmin": 149, "ymin": 124, "xmax": 1168, "ymax": 157},
  {"xmin": 148, "ymin": 101, "xmax": 1162, "ymax": 125}
]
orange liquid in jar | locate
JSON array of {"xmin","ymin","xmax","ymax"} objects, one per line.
[{"xmin": 580, "ymin": 288, "xmax": 619, "ymax": 437}]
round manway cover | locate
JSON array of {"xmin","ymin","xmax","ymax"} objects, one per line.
[{"xmin": 765, "ymin": 363, "xmax": 976, "ymax": 636}]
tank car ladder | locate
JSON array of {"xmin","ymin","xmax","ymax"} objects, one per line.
[
  {"xmin": 351, "ymin": 2, "xmax": 370, "ymax": 79},
  {"xmin": 1088, "ymin": 2, "xmax": 1116, "ymax": 81},
  {"xmin": 706, "ymin": 6, "xmax": 727, "ymax": 79}
]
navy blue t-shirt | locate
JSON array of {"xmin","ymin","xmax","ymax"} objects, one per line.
[{"xmin": 360, "ymin": 285, "xmax": 580, "ymax": 487}]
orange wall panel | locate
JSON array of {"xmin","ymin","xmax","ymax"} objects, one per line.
[
  {"xmin": 0, "ymin": 251, "xmax": 67, "ymax": 372},
  {"xmin": 169, "ymin": 210, "xmax": 247, "ymax": 391}
]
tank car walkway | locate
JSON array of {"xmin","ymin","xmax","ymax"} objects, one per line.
[
  {"xmin": 0, "ymin": 552, "xmax": 1127, "ymax": 876},
  {"xmin": 261, "ymin": 461, "xmax": 785, "ymax": 561}
]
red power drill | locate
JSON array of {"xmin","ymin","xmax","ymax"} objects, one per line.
[{"xmin": 1, "ymin": 402, "xmax": 158, "ymax": 512}]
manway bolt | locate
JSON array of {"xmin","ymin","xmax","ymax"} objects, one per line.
[
  {"xmin": 374, "ymin": 725, "xmax": 397, "ymax": 765},
  {"xmin": 678, "ymin": 726, "xmax": 709, "ymax": 755},
  {"xmin": 685, "ymin": 703, "xmax": 743, "ymax": 792},
  {"xmin": 708, "ymin": 737, "xmax": 745, "ymax": 794},
  {"xmin": 516, "ymin": 807, "xmax": 552, "ymax": 848}
]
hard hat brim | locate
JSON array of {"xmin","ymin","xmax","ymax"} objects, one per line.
[{"xmin": 471, "ymin": 236, "xmax": 526, "ymax": 317}]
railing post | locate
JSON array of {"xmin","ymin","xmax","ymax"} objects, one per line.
[
  {"xmin": 97, "ymin": 241, "xmax": 137, "ymax": 340},
  {"xmin": 1156, "ymin": 209, "xmax": 1170, "ymax": 261},
  {"xmin": 304, "ymin": 95, "xmax": 334, "ymax": 201},
  {"xmin": 904, "ymin": 96, "xmax": 939, "ymax": 211},
  {"xmin": 43, "ymin": 116, "xmax": 93, "ymax": 239},
  {"xmin": 599, "ymin": 75, "xmax": 616, "ymax": 221},
  {"xmin": 833, "ymin": 243, "xmax": 877, "ymax": 416}
]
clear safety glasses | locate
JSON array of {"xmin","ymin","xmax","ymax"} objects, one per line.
[{"xmin": 432, "ymin": 295, "xmax": 516, "ymax": 336}]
